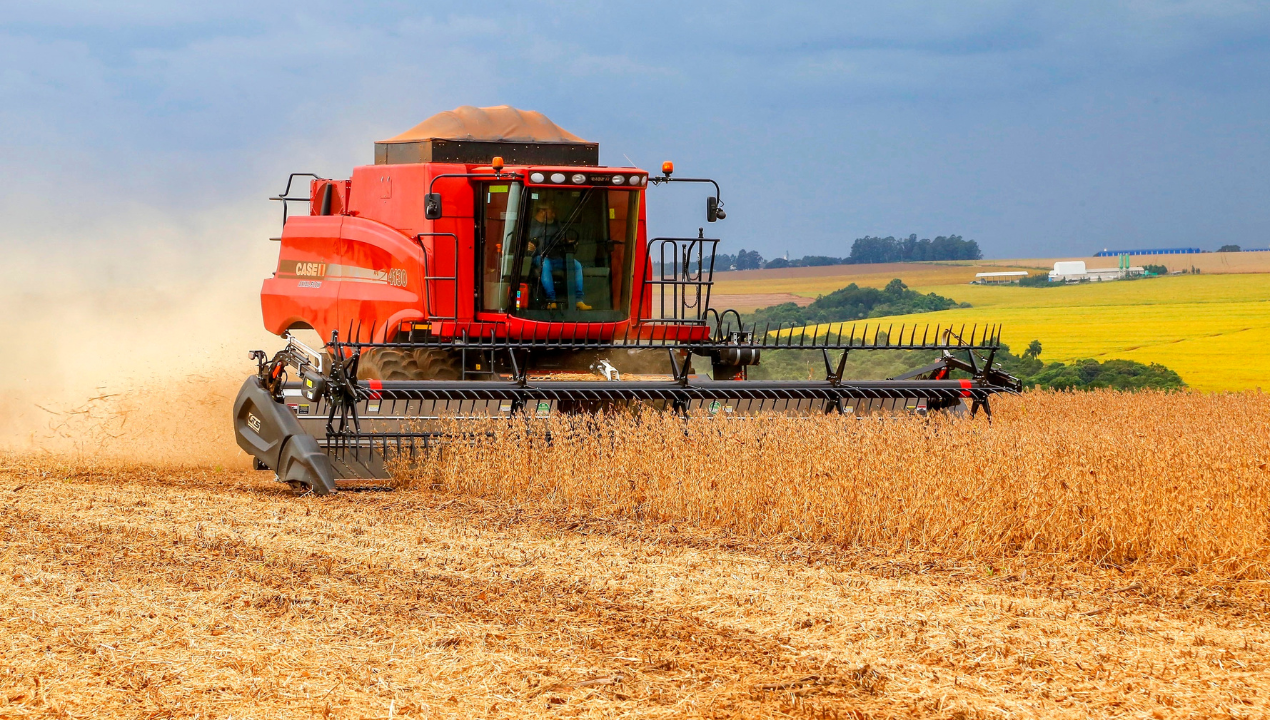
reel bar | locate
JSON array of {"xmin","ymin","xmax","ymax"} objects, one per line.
[
  {"xmin": 347, "ymin": 378, "xmax": 1009, "ymax": 403},
  {"xmin": 347, "ymin": 336, "xmax": 1003, "ymax": 352},
  {"xmin": 330, "ymin": 320, "xmax": 1004, "ymax": 353}
]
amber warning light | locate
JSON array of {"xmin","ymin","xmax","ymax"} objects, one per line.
[
  {"xmin": 661, "ymin": 161, "xmax": 674, "ymax": 176},
  {"xmin": 491, "ymin": 156, "xmax": 505, "ymax": 173}
]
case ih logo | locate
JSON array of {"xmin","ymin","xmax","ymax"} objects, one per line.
[{"xmin": 279, "ymin": 260, "xmax": 327, "ymax": 278}]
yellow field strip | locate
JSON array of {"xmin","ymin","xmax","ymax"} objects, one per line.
[{"xmin": 876, "ymin": 275, "xmax": 1270, "ymax": 391}]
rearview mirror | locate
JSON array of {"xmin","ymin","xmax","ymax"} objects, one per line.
[
  {"xmin": 425, "ymin": 193, "xmax": 443, "ymax": 220},
  {"xmin": 706, "ymin": 196, "xmax": 725, "ymax": 222}
]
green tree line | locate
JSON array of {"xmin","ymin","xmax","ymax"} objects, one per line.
[{"xmin": 716, "ymin": 233, "xmax": 982, "ymax": 271}]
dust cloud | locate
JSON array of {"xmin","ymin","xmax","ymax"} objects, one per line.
[{"xmin": 0, "ymin": 207, "xmax": 285, "ymax": 467}]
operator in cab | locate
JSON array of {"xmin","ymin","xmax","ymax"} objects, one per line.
[{"xmin": 527, "ymin": 201, "xmax": 592, "ymax": 311}]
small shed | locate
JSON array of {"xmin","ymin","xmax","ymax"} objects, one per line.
[{"xmin": 973, "ymin": 271, "xmax": 1029, "ymax": 284}]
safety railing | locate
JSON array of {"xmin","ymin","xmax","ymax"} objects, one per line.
[
  {"xmin": 415, "ymin": 232, "xmax": 459, "ymax": 322},
  {"xmin": 269, "ymin": 172, "xmax": 325, "ymax": 229},
  {"xmin": 638, "ymin": 237, "xmax": 720, "ymax": 325}
]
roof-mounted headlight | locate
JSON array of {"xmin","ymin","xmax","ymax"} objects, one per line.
[
  {"xmin": 571, "ymin": 173, "xmax": 586, "ymax": 184},
  {"xmin": 611, "ymin": 175, "xmax": 625, "ymax": 185},
  {"xmin": 530, "ymin": 172, "xmax": 545, "ymax": 183},
  {"xmin": 550, "ymin": 173, "xmax": 566, "ymax": 183}
]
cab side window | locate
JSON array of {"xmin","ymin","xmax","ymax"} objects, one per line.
[{"xmin": 479, "ymin": 183, "xmax": 522, "ymax": 312}]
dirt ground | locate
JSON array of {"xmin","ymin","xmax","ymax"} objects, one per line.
[{"xmin": 2, "ymin": 461, "xmax": 1266, "ymax": 719}]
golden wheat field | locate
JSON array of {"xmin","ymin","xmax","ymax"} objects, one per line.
[{"xmin": 3, "ymin": 390, "xmax": 1270, "ymax": 718}]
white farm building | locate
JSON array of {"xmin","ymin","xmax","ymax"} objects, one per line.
[{"xmin": 1048, "ymin": 259, "xmax": 1145, "ymax": 283}]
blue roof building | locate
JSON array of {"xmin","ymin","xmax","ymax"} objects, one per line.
[{"xmin": 1094, "ymin": 248, "xmax": 1203, "ymax": 257}]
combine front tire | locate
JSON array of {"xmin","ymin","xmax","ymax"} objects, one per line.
[{"xmin": 357, "ymin": 348, "xmax": 462, "ymax": 381}]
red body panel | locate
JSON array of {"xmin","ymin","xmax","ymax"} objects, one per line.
[
  {"xmin": 262, "ymin": 213, "xmax": 427, "ymax": 342},
  {"xmin": 261, "ymin": 161, "xmax": 708, "ymax": 345}
]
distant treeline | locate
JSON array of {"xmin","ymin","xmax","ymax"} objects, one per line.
[
  {"xmin": 845, "ymin": 234, "xmax": 982, "ymax": 264},
  {"xmin": 1008, "ymin": 354, "xmax": 1185, "ymax": 391},
  {"xmin": 716, "ymin": 234, "xmax": 982, "ymax": 271},
  {"xmin": 745, "ymin": 279, "xmax": 967, "ymax": 328}
]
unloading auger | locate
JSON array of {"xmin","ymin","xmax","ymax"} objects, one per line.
[{"xmin": 231, "ymin": 105, "xmax": 1020, "ymax": 494}]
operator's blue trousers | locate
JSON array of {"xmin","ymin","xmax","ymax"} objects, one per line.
[{"xmin": 535, "ymin": 256, "xmax": 585, "ymax": 301}]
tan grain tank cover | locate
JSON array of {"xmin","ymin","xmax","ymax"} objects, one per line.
[{"xmin": 380, "ymin": 105, "xmax": 589, "ymax": 144}]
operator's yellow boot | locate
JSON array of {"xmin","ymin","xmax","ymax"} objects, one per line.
[{"xmin": 575, "ymin": 301, "xmax": 593, "ymax": 311}]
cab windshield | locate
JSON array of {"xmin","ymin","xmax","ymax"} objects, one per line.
[{"xmin": 481, "ymin": 184, "xmax": 639, "ymax": 323}]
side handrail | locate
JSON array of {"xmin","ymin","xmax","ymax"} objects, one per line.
[
  {"xmin": 638, "ymin": 237, "xmax": 719, "ymax": 324},
  {"xmin": 269, "ymin": 172, "xmax": 326, "ymax": 228},
  {"xmin": 415, "ymin": 233, "xmax": 460, "ymax": 322}
]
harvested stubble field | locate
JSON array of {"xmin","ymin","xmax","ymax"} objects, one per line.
[{"xmin": 3, "ymin": 390, "xmax": 1270, "ymax": 718}]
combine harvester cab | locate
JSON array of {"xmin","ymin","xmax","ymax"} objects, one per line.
[{"xmin": 234, "ymin": 106, "xmax": 1021, "ymax": 494}]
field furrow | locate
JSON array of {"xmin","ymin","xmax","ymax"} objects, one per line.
[{"xmin": 3, "ymin": 391, "xmax": 1270, "ymax": 718}]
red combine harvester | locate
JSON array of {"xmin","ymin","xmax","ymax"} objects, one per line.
[{"xmin": 234, "ymin": 106, "xmax": 1019, "ymax": 494}]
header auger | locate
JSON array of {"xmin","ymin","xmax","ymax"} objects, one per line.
[{"xmin": 233, "ymin": 105, "xmax": 1019, "ymax": 494}]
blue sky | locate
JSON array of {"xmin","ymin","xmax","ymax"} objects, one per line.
[{"xmin": 2, "ymin": 1, "xmax": 1268, "ymax": 264}]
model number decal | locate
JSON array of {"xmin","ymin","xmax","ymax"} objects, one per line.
[{"xmin": 278, "ymin": 260, "xmax": 402, "ymax": 286}]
